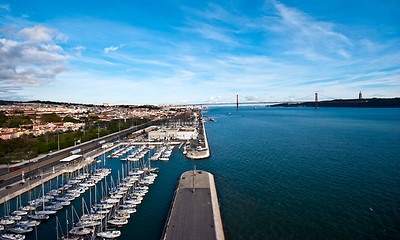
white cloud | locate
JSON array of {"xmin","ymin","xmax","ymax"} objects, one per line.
[
  {"xmin": 104, "ymin": 44, "xmax": 125, "ymax": 54},
  {"xmin": 73, "ymin": 46, "xmax": 86, "ymax": 57},
  {"xmin": 104, "ymin": 46, "xmax": 118, "ymax": 53},
  {"xmin": 16, "ymin": 25, "xmax": 57, "ymax": 43},
  {"xmin": 0, "ymin": 25, "xmax": 68, "ymax": 97}
]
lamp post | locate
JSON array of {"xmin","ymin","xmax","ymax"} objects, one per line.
[{"xmin": 57, "ymin": 127, "xmax": 60, "ymax": 151}]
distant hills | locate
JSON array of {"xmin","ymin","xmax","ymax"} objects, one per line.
[{"xmin": 271, "ymin": 98, "xmax": 400, "ymax": 108}]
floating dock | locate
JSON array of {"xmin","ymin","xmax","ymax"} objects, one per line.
[{"xmin": 162, "ymin": 170, "xmax": 224, "ymax": 240}]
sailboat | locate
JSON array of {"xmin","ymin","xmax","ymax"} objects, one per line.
[{"xmin": 36, "ymin": 183, "xmax": 56, "ymax": 215}]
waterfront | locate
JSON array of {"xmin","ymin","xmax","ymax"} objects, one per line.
[
  {"xmin": 115, "ymin": 106, "xmax": 400, "ymax": 239},
  {"xmin": 2, "ymin": 106, "xmax": 400, "ymax": 239}
]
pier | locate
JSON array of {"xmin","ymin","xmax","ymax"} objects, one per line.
[
  {"xmin": 162, "ymin": 170, "xmax": 224, "ymax": 240},
  {"xmin": 186, "ymin": 119, "xmax": 210, "ymax": 160}
]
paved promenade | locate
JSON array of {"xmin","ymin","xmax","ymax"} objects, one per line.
[
  {"xmin": 163, "ymin": 170, "xmax": 224, "ymax": 240},
  {"xmin": 186, "ymin": 119, "xmax": 210, "ymax": 160}
]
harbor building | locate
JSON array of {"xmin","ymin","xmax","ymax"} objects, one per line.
[{"xmin": 148, "ymin": 127, "xmax": 198, "ymax": 141}]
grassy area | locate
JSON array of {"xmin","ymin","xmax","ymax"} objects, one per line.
[{"xmin": 0, "ymin": 118, "xmax": 149, "ymax": 164}]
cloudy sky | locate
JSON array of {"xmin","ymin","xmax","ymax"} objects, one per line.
[{"xmin": 0, "ymin": 0, "xmax": 399, "ymax": 104}]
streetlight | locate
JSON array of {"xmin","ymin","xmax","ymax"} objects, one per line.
[{"xmin": 57, "ymin": 127, "xmax": 60, "ymax": 151}]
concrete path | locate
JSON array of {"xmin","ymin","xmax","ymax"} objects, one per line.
[{"xmin": 163, "ymin": 170, "xmax": 224, "ymax": 240}]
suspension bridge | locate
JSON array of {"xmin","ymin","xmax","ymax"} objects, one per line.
[{"xmin": 180, "ymin": 93, "xmax": 342, "ymax": 110}]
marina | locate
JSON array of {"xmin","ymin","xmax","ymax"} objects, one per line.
[
  {"xmin": 0, "ymin": 115, "xmax": 213, "ymax": 240},
  {"xmin": 0, "ymin": 142, "xmax": 164, "ymax": 239},
  {"xmin": 0, "ymin": 113, "xmax": 217, "ymax": 239}
]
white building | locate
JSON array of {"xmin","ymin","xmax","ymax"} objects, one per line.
[{"xmin": 148, "ymin": 127, "xmax": 197, "ymax": 140}]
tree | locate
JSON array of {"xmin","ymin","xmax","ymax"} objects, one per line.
[
  {"xmin": 41, "ymin": 114, "xmax": 62, "ymax": 123},
  {"xmin": 63, "ymin": 116, "xmax": 79, "ymax": 123}
]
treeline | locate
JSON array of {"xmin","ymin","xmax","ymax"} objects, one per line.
[{"xmin": 0, "ymin": 118, "xmax": 149, "ymax": 164}]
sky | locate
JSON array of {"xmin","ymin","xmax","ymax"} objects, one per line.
[{"xmin": 0, "ymin": 0, "xmax": 399, "ymax": 104}]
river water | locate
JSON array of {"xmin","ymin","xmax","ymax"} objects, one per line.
[{"xmin": 11, "ymin": 106, "xmax": 400, "ymax": 239}]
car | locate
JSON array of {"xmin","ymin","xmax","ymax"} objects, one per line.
[
  {"xmin": 19, "ymin": 182, "xmax": 24, "ymax": 185},
  {"xmin": 11, "ymin": 167, "xmax": 20, "ymax": 172},
  {"xmin": 6, "ymin": 185, "xmax": 12, "ymax": 189}
]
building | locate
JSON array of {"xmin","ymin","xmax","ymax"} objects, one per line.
[{"xmin": 148, "ymin": 127, "xmax": 198, "ymax": 141}]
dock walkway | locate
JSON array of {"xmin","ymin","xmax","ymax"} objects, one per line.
[
  {"xmin": 162, "ymin": 170, "xmax": 224, "ymax": 240},
  {"xmin": 186, "ymin": 119, "xmax": 210, "ymax": 160}
]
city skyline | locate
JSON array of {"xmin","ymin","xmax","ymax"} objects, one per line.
[{"xmin": 0, "ymin": 0, "xmax": 399, "ymax": 104}]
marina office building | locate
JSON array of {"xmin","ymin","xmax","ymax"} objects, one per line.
[{"xmin": 148, "ymin": 127, "xmax": 198, "ymax": 141}]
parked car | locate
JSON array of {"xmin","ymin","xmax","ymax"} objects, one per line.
[{"xmin": 6, "ymin": 185, "xmax": 12, "ymax": 189}]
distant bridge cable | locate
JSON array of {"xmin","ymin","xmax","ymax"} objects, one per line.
[
  {"xmin": 292, "ymin": 94, "xmax": 315, "ymax": 101},
  {"xmin": 318, "ymin": 94, "xmax": 336, "ymax": 100}
]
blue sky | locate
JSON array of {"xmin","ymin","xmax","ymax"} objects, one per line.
[{"xmin": 0, "ymin": 0, "xmax": 399, "ymax": 104}]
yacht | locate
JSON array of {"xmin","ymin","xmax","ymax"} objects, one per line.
[
  {"xmin": 9, "ymin": 226, "xmax": 33, "ymax": 234},
  {"xmin": 0, "ymin": 234, "xmax": 25, "ymax": 240},
  {"xmin": 96, "ymin": 230, "xmax": 121, "ymax": 239},
  {"xmin": 108, "ymin": 218, "xmax": 128, "ymax": 227}
]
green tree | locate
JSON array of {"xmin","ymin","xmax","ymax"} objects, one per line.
[{"xmin": 41, "ymin": 114, "xmax": 62, "ymax": 123}]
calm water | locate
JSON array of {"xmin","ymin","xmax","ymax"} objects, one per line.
[{"xmin": 9, "ymin": 107, "xmax": 400, "ymax": 239}]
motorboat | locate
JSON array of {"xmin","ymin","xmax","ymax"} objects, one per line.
[
  {"xmin": 45, "ymin": 204, "xmax": 63, "ymax": 211},
  {"xmin": 0, "ymin": 234, "xmax": 25, "ymax": 240},
  {"xmin": 28, "ymin": 214, "xmax": 49, "ymax": 220},
  {"xmin": 56, "ymin": 200, "xmax": 71, "ymax": 206},
  {"xmin": 96, "ymin": 230, "xmax": 121, "ymax": 239},
  {"xmin": 36, "ymin": 210, "xmax": 57, "ymax": 215},
  {"xmin": 76, "ymin": 220, "xmax": 101, "ymax": 228},
  {"xmin": 92, "ymin": 209, "xmax": 110, "ymax": 215},
  {"xmin": 115, "ymin": 213, "xmax": 130, "ymax": 219},
  {"xmin": 80, "ymin": 214, "xmax": 104, "ymax": 221},
  {"xmin": 119, "ymin": 204, "xmax": 136, "ymax": 209},
  {"xmin": 69, "ymin": 227, "xmax": 92, "ymax": 236},
  {"xmin": 11, "ymin": 210, "xmax": 28, "ymax": 216},
  {"xmin": 118, "ymin": 209, "xmax": 136, "ymax": 215},
  {"xmin": 108, "ymin": 218, "xmax": 128, "ymax": 227},
  {"xmin": 9, "ymin": 226, "xmax": 33, "ymax": 234},
  {"xmin": 93, "ymin": 203, "xmax": 113, "ymax": 209},
  {"xmin": 7, "ymin": 215, "xmax": 22, "ymax": 221},
  {"xmin": 17, "ymin": 220, "xmax": 41, "ymax": 227},
  {"xmin": 0, "ymin": 218, "xmax": 15, "ymax": 225},
  {"xmin": 105, "ymin": 198, "xmax": 119, "ymax": 204},
  {"xmin": 125, "ymin": 199, "xmax": 141, "ymax": 205}
]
